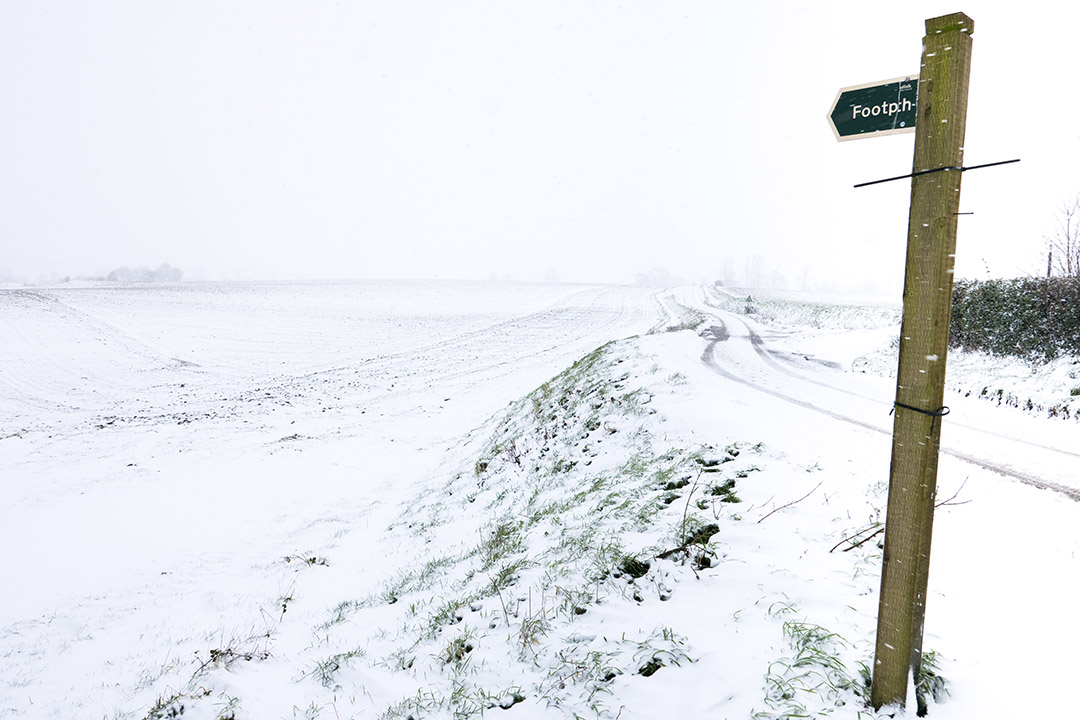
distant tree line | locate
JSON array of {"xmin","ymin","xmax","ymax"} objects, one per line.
[
  {"xmin": 105, "ymin": 263, "xmax": 183, "ymax": 283},
  {"xmin": 950, "ymin": 276, "xmax": 1080, "ymax": 361}
]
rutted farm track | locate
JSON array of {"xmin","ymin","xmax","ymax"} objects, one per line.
[{"xmin": 673, "ymin": 287, "xmax": 1080, "ymax": 502}]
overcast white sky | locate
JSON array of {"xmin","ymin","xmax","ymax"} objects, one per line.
[{"xmin": 1, "ymin": 1, "xmax": 1076, "ymax": 293}]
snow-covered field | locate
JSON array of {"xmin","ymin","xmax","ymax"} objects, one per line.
[{"xmin": 1, "ymin": 281, "xmax": 1076, "ymax": 720}]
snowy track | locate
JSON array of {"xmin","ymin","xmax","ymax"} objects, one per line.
[{"xmin": 675, "ymin": 286, "xmax": 1080, "ymax": 501}]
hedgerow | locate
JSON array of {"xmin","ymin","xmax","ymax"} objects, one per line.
[{"xmin": 950, "ymin": 277, "xmax": 1080, "ymax": 362}]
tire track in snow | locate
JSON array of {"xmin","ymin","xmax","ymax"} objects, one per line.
[
  {"xmin": 700, "ymin": 336, "xmax": 1080, "ymax": 503},
  {"xmin": 685, "ymin": 287, "xmax": 1080, "ymax": 464},
  {"xmin": 724, "ymin": 313, "xmax": 1080, "ymax": 463}
]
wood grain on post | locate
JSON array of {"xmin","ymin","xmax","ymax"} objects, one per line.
[{"xmin": 871, "ymin": 12, "xmax": 973, "ymax": 712}]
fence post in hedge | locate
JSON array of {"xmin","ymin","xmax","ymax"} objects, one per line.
[{"xmin": 871, "ymin": 12, "xmax": 974, "ymax": 712}]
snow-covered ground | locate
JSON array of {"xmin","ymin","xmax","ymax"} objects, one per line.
[
  {"xmin": 1, "ymin": 281, "xmax": 1076, "ymax": 719},
  {"xmin": 724, "ymin": 285, "xmax": 1080, "ymax": 422}
]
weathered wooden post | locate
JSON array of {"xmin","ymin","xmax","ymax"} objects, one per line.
[{"xmin": 870, "ymin": 12, "xmax": 973, "ymax": 712}]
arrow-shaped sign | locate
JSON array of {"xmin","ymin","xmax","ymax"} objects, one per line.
[{"xmin": 827, "ymin": 76, "xmax": 919, "ymax": 141}]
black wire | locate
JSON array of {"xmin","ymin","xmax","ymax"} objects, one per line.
[
  {"xmin": 854, "ymin": 158, "xmax": 1020, "ymax": 188},
  {"xmin": 893, "ymin": 402, "xmax": 950, "ymax": 418},
  {"xmin": 890, "ymin": 402, "xmax": 951, "ymax": 433}
]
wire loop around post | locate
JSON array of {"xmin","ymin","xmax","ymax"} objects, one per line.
[{"xmin": 890, "ymin": 402, "xmax": 951, "ymax": 433}]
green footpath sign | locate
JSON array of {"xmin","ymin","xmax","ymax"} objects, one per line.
[{"xmin": 827, "ymin": 75, "xmax": 919, "ymax": 141}]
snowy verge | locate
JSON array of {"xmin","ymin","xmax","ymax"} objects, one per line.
[{"xmin": 854, "ymin": 338, "xmax": 1080, "ymax": 423}]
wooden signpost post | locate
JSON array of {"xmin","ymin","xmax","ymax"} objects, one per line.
[
  {"xmin": 829, "ymin": 11, "xmax": 975, "ymax": 713},
  {"xmin": 871, "ymin": 12, "xmax": 973, "ymax": 712}
]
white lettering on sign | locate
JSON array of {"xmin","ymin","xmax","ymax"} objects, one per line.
[{"xmin": 851, "ymin": 98, "xmax": 914, "ymax": 120}]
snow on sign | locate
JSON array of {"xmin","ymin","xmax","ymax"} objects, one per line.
[{"xmin": 827, "ymin": 75, "xmax": 919, "ymax": 141}]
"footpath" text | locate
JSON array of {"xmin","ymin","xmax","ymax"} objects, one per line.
[{"xmin": 852, "ymin": 97, "xmax": 914, "ymax": 120}]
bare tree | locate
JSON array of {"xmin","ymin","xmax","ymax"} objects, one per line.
[
  {"xmin": 743, "ymin": 254, "xmax": 764, "ymax": 288},
  {"xmin": 1046, "ymin": 195, "xmax": 1080, "ymax": 277}
]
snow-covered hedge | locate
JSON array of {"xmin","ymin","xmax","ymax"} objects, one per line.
[{"xmin": 951, "ymin": 277, "xmax": 1080, "ymax": 362}]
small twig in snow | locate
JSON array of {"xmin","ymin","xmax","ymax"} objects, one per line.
[
  {"xmin": 841, "ymin": 527, "xmax": 884, "ymax": 552},
  {"xmin": 494, "ymin": 585, "xmax": 510, "ymax": 626},
  {"xmin": 757, "ymin": 481, "xmax": 823, "ymax": 524},
  {"xmin": 745, "ymin": 496, "xmax": 773, "ymax": 514},
  {"xmin": 679, "ymin": 469, "xmax": 704, "ymax": 547},
  {"xmin": 936, "ymin": 477, "xmax": 971, "ymax": 507},
  {"xmin": 829, "ymin": 522, "xmax": 884, "ymax": 553}
]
